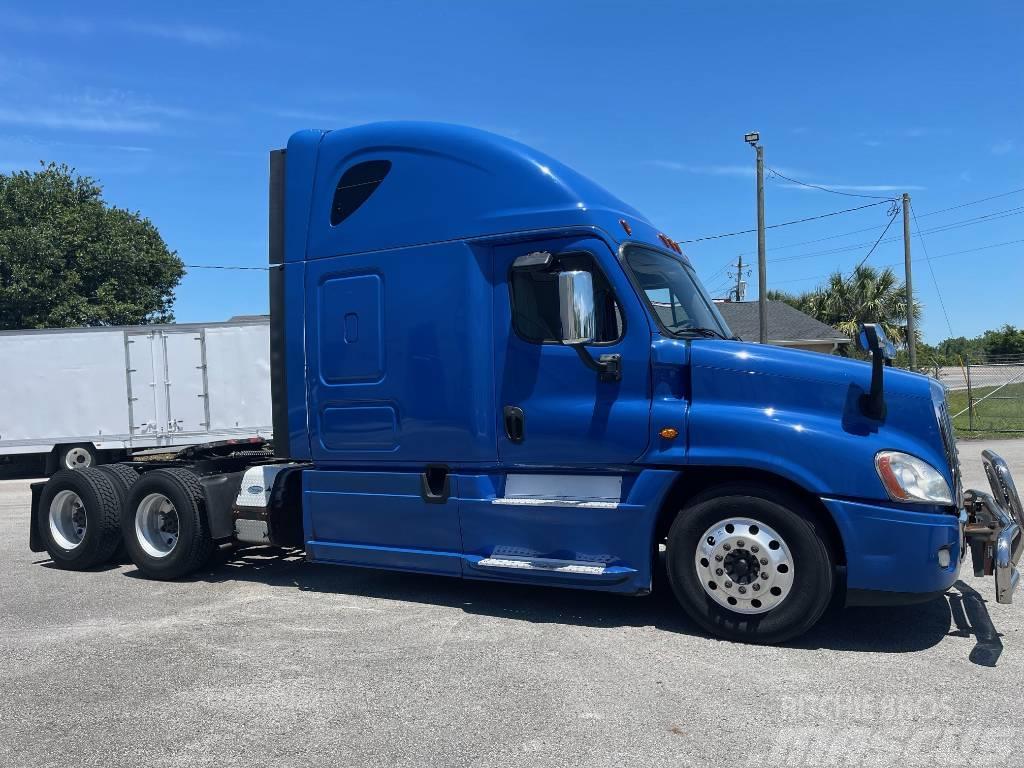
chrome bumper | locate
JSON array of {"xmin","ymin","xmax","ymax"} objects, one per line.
[{"xmin": 964, "ymin": 450, "xmax": 1024, "ymax": 604}]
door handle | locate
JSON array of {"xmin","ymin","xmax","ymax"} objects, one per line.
[{"xmin": 503, "ymin": 405, "xmax": 525, "ymax": 443}]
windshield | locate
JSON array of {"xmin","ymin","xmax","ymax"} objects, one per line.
[{"xmin": 623, "ymin": 245, "xmax": 732, "ymax": 338}]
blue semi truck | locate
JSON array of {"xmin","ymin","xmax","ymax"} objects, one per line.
[{"xmin": 29, "ymin": 123, "xmax": 1023, "ymax": 643}]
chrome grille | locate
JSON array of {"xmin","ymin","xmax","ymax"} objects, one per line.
[{"xmin": 937, "ymin": 399, "xmax": 963, "ymax": 507}]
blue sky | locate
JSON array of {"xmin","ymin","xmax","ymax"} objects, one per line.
[{"xmin": 2, "ymin": 1, "xmax": 1021, "ymax": 343}]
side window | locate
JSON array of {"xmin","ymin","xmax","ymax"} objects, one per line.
[{"xmin": 510, "ymin": 253, "xmax": 623, "ymax": 344}]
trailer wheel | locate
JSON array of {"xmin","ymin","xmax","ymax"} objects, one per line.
[
  {"xmin": 123, "ymin": 468, "xmax": 214, "ymax": 580},
  {"xmin": 57, "ymin": 443, "xmax": 99, "ymax": 471},
  {"xmin": 665, "ymin": 484, "xmax": 834, "ymax": 644},
  {"xmin": 96, "ymin": 464, "xmax": 141, "ymax": 562},
  {"xmin": 37, "ymin": 469, "xmax": 123, "ymax": 569}
]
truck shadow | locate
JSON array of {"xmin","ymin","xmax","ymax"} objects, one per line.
[{"xmin": 169, "ymin": 547, "xmax": 1003, "ymax": 663}]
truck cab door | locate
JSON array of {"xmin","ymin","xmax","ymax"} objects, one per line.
[
  {"xmin": 493, "ymin": 236, "xmax": 652, "ymax": 465},
  {"xmin": 454, "ymin": 236, "xmax": 656, "ymax": 590}
]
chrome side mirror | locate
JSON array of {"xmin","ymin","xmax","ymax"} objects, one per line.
[{"xmin": 558, "ymin": 270, "xmax": 596, "ymax": 345}]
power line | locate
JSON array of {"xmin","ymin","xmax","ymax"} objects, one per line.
[
  {"xmin": 765, "ymin": 166, "xmax": 898, "ymax": 201},
  {"xmin": 766, "ymin": 205, "xmax": 1024, "ymax": 265},
  {"xmin": 739, "ymin": 220, "xmax": 892, "ymax": 257},
  {"xmin": 914, "ymin": 185, "xmax": 1024, "ymax": 219},
  {"xmin": 701, "ymin": 255, "xmax": 737, "ymax": 284},
  {"xmin": 185, "ymin": 264, "xmax": 271, "ymax": 271},
  {"xmin": 910, "ymin": 200, "xmax": 954, "ymax": 338},
  {"xmin": 854, "ymin": 206, "xmax": 901, "ymax": 270},
  {"xmin": 738, "ymin": 185, "xmax": 1024, "ymax": 257},
  {"xmin": 769, "ymin": 237, "xmax": 1024, "ymax": 286},
  {"xmin": 679, "ymin": 199, "xmax": 893, "ymax": 244},
  {"xmin": 743, "ymin": 203, "xmax": 1023, "ymax": 257}
]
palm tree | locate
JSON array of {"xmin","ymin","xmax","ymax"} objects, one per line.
[{"xmin": 803, "ymin": 265, "xmax": 920, "ymax": 348}]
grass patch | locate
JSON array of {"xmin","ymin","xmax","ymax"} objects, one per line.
[{"xmin": 946, "ymin": 381, "xmax": 1024, "ymax": 438}]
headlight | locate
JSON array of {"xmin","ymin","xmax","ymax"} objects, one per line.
[{"xmin": 875, "ymin": 451, "xmax": 953, "ymax": 505}]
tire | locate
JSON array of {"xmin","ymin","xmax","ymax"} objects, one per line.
[
  {"xmin": 666, "ymin": 484, "xmax": 834, "ymax": 644},
  {"xmin": 96, "ymin": 464, "xmax": 141, "ymax": 563},
  {"xmin": 57, "ymin": 444, "xmax": 99, "ymax": 472},
  {"xmin": 122, "ymin": 468, "xmax": 214, "ymax": 580},
  {"xmin": 37, "ymin": 469, "xmax": 123, "ymax": 569}
]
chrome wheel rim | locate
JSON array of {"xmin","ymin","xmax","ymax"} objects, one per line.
[
  {"xmin": 694, "ymin": 517, "xmax": 795, "ymax": 615},
  {"xmin": 64, "ymin": 447, "xmax": 93, "ymax": 470},
  {"xmin": 49, "ymin": 490, "xmax": 87, "ymax": 550},
  {"xmin": 135, "ymin": 493, "xmax": 179, "ymax": 558}
]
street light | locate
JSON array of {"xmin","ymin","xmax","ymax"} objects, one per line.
[{"xmin": 745, "ymin": 131, "xmax": 767, "ymax": 343}]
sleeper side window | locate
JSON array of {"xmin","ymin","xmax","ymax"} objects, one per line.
[{"xmin": 510, "ymin": 253, "xmax": 623, "ymax": 344}]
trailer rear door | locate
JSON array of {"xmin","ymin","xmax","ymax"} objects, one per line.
[
  {"xmin": 161, "ymin": 330, "xmax": 208, "ymax": 435},
  {"xmin": 126, "ymin": 331, "xmax": 162, "ymax": 440}
]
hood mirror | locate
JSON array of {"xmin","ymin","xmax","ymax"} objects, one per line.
[
  {"xmin": 857, "ymin": 323, "xmax": 894, "ymax": 420},
  {"xmin": 857, "ymin": 323, "xmax": 896, "ymax": 364}
]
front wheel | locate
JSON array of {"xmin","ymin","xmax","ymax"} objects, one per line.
[{"xmin": 666, "ymin": 485, "xmax": 834, "ymax": 644}]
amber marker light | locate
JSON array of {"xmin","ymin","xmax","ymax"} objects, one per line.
[
  {"xmin": 659, "ymin": 427, "xmax": 679, "ymax": 439},
  {"xmin": 619, "ymin": 218, "xmax": 632, "ymax": 236}
]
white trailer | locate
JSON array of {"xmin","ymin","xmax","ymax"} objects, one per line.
[{"xmin": 0, "ymin": 319, "xmax": 272, "ymax": 472}]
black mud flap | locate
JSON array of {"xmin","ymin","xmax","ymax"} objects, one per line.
[
  {"xmin": 199, "ymin": 472, "xmax": 246, "ymax": 542},
  {"xmin": 28, "ymin": 481, "xmax": 46, "ymax": 553}
]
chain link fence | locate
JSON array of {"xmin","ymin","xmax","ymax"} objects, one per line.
[{"xmin": 930, "ymin": 354, "xmax": 1024, "ymax": 433}]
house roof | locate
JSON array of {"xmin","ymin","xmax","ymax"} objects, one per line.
[{"xmin": 715, "ymin": 300, "xmax": 851, "ymax": 345}]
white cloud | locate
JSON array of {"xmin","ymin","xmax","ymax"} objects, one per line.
[
  {"xmin": 0, "ymin": 13, "xmax": 239, "ymax": 47},
  {"xmin": 122, "ymin": 21, "xmax": 241, "ymax": 47},
  {"xmin": 0, "ymin": 12, "xmax": 94, "ymax": 37},
  {"xmin": 649, "ymin": 160, "xmax": 921, "ymax": 193},
  {"xmin": 649, "ymin": 161, "xmax": 811, "ymax": 179},
  {"xmin": 863, "ymin": 139, "xmax": 882, "ymax": 148},
  {"xmin": 992, "ymin": 139, "xmax": 1016, "ymax": 155},
  {"xmin": 0, "ymin": 108, "xmax": 159, "ymax": 133},
  {"xmin": 72, "ymin": 91, "xmax": 196, "ymax": 120},
  {"xmin": 779, "ymin": 183, "xmax": 925, "ymax": 192},
  {"xmin": 269, "ymin": 108, "xmax": 363, "ymax": 124},
  {"xmin": 0, "ymin": 91, "xmax": 195, "ymax": 134},
  {"xmin": 649, "ymin": 161, "xmax": 754, "ymax": 177}
]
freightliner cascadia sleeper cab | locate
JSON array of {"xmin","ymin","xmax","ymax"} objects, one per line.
[{"xmin": 29, "ymin": 123, "xmax": 1023, "ymax": 643}]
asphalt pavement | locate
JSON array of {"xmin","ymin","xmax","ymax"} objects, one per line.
[{"xmin": 2, "ymin": 440, "xmax": 1023, "ymax": 768}]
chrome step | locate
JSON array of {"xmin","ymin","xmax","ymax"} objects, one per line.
[
  {"xmin": 490, "ymin": 497, "xmax": 619, "ymax": 509},
  {"xmin": 474, "ymin": 556, "xmax": 609, "ymax": 575}
]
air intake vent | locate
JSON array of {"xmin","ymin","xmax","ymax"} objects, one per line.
[{"xmin": 330, "ymin": 160, "xmax": 391, "ymax": 226}]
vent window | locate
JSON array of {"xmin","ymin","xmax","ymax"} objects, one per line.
[{"xmin": 330, "ymin": 160, "xmax": 391, "ymax": 226}]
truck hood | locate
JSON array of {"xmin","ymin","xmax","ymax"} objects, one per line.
[{"xmin": 684, "ymin": 340, "xmax": 952, "ymax": 503}]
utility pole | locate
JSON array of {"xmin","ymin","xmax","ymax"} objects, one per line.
[
  {"xmin": 728, "ymin": 254, "xmax": 749, "ymax": 302},
  {"xmin": 745, "ymin": 131, "xmax": 768, "ymax": 343},
  {"xmin": 902, "ymin": 192, "xmax": 916, "ymax": 370}
]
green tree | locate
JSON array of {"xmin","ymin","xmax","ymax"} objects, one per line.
[
  {"xmin": 0, "ymin": 162, "xmax": 184, "ymax": 329},
  {"xmin": 788, "ymin": 265, "xmax": 920, "ymax": 352},
  {"xmin": 935, "ymin": 335, "xmax": 980, "ymax": 363},
  {"xmin": 766, "ymin": 288, "xmax": 815, "ymax": 315},
  {"xmin": 981, "ymin": 324, "xmax": 1024, "ymax": 357}
]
